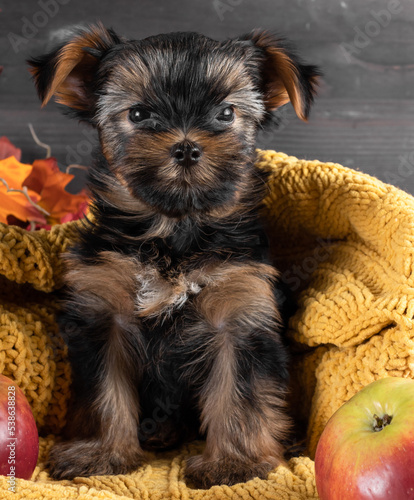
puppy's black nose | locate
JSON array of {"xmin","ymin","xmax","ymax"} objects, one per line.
[{"xmin": 171, "ymin": 141, "xmax": 202, "ymax": 167}]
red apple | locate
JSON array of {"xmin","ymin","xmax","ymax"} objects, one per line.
[
  {"xmin": 315, "ymin": 377, "xmax": 414, "ymax": 499},
  {"xmin": 0, "ymin": 374, "xmax": 39, "ymax": 481}
]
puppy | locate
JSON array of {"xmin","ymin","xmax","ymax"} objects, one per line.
[{"xmin": 29, "ymin": 23, "xmax": 318, "ymax": 488}]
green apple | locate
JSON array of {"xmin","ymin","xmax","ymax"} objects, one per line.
[{"xmin": 315, "ymin": 377, "xmax": 414, "ymax": 500}]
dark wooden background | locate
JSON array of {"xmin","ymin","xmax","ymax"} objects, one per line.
[{"xmin": 1, "ymin": 0, "xmax": 414, "ymax": 193}]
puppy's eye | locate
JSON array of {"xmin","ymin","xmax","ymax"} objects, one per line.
[
  {"xmin": 216, "ymin": 106, "xmax": 234, "ymax": 123},
  {"xmin": 129, "ymin": 107, "xmax": 152, "ymax": 123}
]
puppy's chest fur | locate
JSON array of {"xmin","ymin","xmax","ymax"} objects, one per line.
[
  {"xmin": 69, "ymin": 212, "xmax": 270, "ymax": 322},
  {"xmin": 134, "ymin": 258, "xmax": 208, "ymax": 319},
  {"xmin": 133, "ymin": 224, "xmax": 213, "ymax": 319},
  {"xmin": 133, "ymin": 232, "xmax": 265, "ymax": 319}
]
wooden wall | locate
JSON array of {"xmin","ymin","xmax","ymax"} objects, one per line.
[{"xmin": 1, "ymin": 0, "xmax": 414, "ymax": 193}]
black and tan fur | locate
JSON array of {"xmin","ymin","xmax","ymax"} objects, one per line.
[{"xmin": 28, "ymin": 23, "xmax": 318, "ymax": 488}]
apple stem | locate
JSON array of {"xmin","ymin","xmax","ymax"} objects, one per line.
[{"xmin": 373, "ymin": 413, "xmax": 393, "ymax": 432}]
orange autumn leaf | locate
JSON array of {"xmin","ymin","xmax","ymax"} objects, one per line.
[
  {"xmin": 0, "ymin": 136, "xmax": 90, "ymax": 229},
  {"xmin": 0, "ymin": 155, "xmax": 32, "ymax": 188},
  {"xmin": 24, "ymin": 157, "xmax": 89, "ymax": 225},
  {"xmin": 0, "ymin": 190, "xmax": 42, "ymax": 225},
  {"xmin": 0, "ymin": 156, "xmax": 42, "ymax": 224}
]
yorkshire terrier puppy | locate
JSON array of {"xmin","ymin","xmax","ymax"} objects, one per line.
[{"xmin": 29, "ymin": 23, "xmax": 318, "ymax": 488}]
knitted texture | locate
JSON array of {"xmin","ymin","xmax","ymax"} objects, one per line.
[{"xmin": 1, "ymin": 150, "xmax": 414, "ymax": 498}]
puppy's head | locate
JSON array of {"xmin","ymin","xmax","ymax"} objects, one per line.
[{"xmin": 29, "ymin": 23, "xmax": 319, "ymax": 218}]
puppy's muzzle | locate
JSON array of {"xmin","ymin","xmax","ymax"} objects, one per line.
[{"xmin": 171, "ymin": 141, "xmax": 202, "ymax": 168}]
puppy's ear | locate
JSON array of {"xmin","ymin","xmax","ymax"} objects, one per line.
[
  {"xmin": 242, "ymin": 30, "xmax": 320, "ymax": 121},
  {"xmin": 28, "ymin": 22, "xmax": 122, "ymax": 122}
]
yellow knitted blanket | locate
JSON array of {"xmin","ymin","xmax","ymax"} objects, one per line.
[{"xmin": 1, "ymin": 150, "xmax": 413, "ymax": 499}]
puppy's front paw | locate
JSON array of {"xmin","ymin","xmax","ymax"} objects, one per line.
[
  {"xmin": 47, "ymin": 439, "xmax": 146, "ymax": 479},
  {"xmin": 185, "ymin": 455, "xmax": 274, "ymax": 489}
]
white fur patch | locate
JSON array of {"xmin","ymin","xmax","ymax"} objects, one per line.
[{"xmin": 135, "ymin": 267, "xmax": 202, "ymax": 318}]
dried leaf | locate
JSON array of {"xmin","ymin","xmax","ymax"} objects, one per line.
[
  {"xmin": 25, "ymin": 157, "xmax": 89, "ymax": 226},
  {"xmin": 0, "ymin": 138, "xmax": 90, "ymax": 229},
  {"xmin": 0, "ymin": 156, "xmax": 41, "ymax": 224},
  {"xmin": 0, "ymin": 136, "xmax": 22, "ymax": 161}
]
